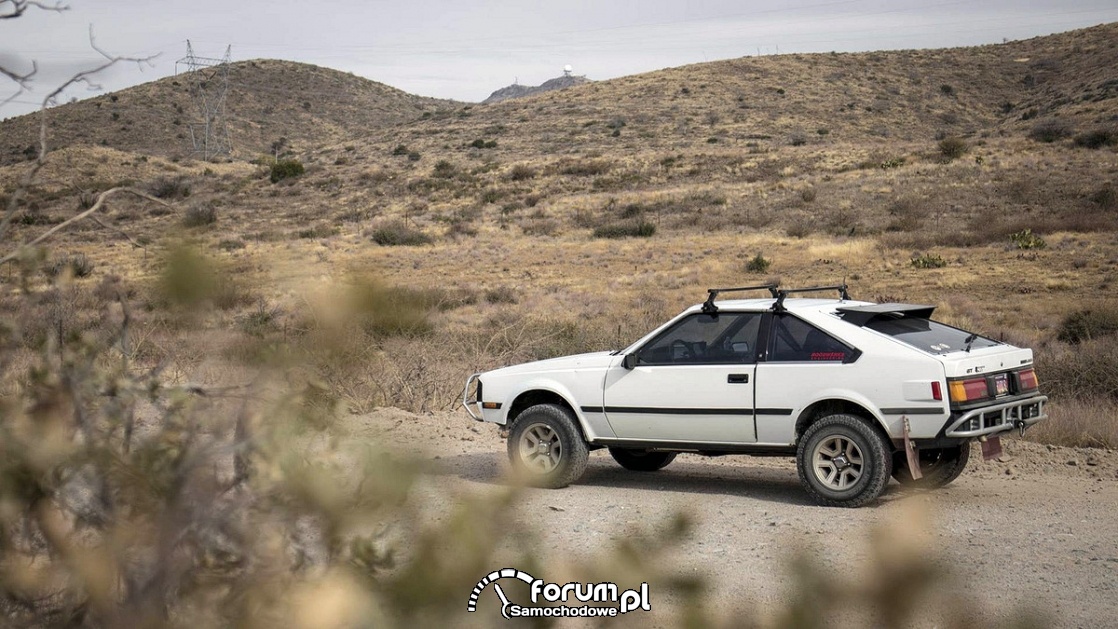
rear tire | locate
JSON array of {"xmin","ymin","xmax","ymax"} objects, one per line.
[
  {"xmin": 608, "ymin": 448, "xmax": 677, "ymax": 472},
  {"xmin": 892, "ymin": 444, "xmax": 970, "ymax": 489},
  {"xmin": 797, "ymin": 414, "xmax": 892, "ymax": 508},
  {"xmin": 506, "ymin": 404, "xmax": 589, "ymax": 489}
]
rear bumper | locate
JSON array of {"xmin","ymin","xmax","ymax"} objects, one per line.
[{"xmin": 943, "ymin": 395, "xmax": 1048, "ymax": 438}]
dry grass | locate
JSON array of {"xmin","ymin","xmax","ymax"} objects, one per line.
[{"xmin": 1028, "ymin": 397, "xmax": 1118, "ymax": 449}]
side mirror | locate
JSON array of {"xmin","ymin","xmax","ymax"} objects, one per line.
[{"xmin": 622, "ymin": 354, "xmax": 639, "ymax": 369}]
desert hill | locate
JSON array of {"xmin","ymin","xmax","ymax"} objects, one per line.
[
  {"xmin": 0, "ymin": 59, "xmax": 458, "ymax": 166},
  {"xmin": 2, "ymin": 22, "xmax": 1116, "ymax": 257},
  {"xmin": 483, "ymin": 74, "xmax": 592, "ymax": 104}
]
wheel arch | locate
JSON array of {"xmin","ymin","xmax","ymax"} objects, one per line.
[
  {"xmin": 505, "ymin": 388, "xmax": 594, "ymax": 440},
  {"xmin": 794, "ymin": 398, "xmax": 893, "ymax": 450}
]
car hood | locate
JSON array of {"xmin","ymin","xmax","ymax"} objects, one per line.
[{"xmin": 485, "ymin": 351, "xmax": 616, "ymax": 378}]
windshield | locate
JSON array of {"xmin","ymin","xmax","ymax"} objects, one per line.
[{"xmin": 863, "ymin": 316, "xmax": 1002, "ymax": 355}]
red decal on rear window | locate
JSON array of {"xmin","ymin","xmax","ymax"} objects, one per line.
[{"xmin": 810, "ymin": 352, "xmax": 844, "ymax": 361}]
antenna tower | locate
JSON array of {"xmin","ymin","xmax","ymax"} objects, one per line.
[{"xmin": 175, "ymin": 41, "xmax": 233, "ymax": 160}]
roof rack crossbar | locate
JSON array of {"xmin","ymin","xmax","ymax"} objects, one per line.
[
  {"xmin": 773, "ymin": 283, "xmax": 850, "ymax": 312},
  {"xmin": 702, "ymin": 284, "xmax": 780, "ymax": 314}
]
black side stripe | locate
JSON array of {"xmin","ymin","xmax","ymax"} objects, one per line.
[
  {"xmin": 580, "ymin": 406, "xmax": 752, "ymax": 416},
  {"xmin": 754, "ymin": 408, "xmax": 793, "ymax": 416},
  {"xmin": 880, "ymin": 407, "xmax": 944, "ymax": 415}
]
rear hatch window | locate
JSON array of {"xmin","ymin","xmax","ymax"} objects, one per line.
[{"xmin": 863, "ymin": 316, "xmax": 1001, "ymax": 355}]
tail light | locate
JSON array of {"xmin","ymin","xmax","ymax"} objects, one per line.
[
  {"xmin": 949, "ymin": 377, "xmax": 989, "ymax": 403},
  {"xmin": 1016, "ymin": 368, "xmax": 1039, "ymax": 392},
  {"xmin": 931, "ymin": 381, "xmax": 943, "ymax": 401}
]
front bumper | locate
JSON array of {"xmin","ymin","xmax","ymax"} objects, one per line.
[
  {"xmin": 463, "ymin": 373, "xmax": 483, "ymax": 421},
  {"xmin": 943, "ymin": 394, "xmax": 1048, "ymax": 438}
]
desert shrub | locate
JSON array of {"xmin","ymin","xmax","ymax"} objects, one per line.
[
  {"xmin": 392, "ymin": 143, "xmax": 409, "ymax": 155},
  {"xmin": 785, "ymin": 219, "xmax": 813, "ymax": 238},
  {"xmin": 745, "ymin": 253, "xmax": 771, "ymax": 273},
  {"xmin": 182, "ymin": 203, "xmax": 217, "ymax": 228},
  {"xmin": 592, "ymin": 221, "xmax": 656, "ymax": 239},
  {"xmin": 446, "ymin": 218, "xmax": 477, "ymax": 238},
  {"xmin": 269, "ymin": 158, "xmax": 305, "ymax": 183},
  {"xmin": 1026, "ymin": 396, "xmax": 1118, "ymax": 448},
  {"xmin": 1041, "ymin": 336, "xmax": 1118, "ymax": 401},
  {"xmin": 479, "ymin": 187, "xmax": 504, "ymax": 204},
  {"xmin": 1028, "ymin": 119, "xmax": 1073, "ymax": 143},
  {"xmin": 346, "ymin": 281, "xmax": 439, "ymax": 338},
  {"xmin": 508, "ymin": 164, "xmax": 536, "ymax": 181},
  {"xmin": 1073, "ymin": 129, "xmax": 1118, "ymax": 149},
  {"xmin": 789, "ymin": 134, "xmax": 807, "ymax": 147},
  {"xmin": 1056, "ymin": 308, "xmax": 1118, "ymax": 344},
  {"xmin": 407, "ymin": 150, "xmax": 421, "ymax": 161},
  {"xmin": 148, "ymin": 176, "xmax": 191, "ymax": 199},
  {"xmin": 484, "ymin": 285, "xmax": 519, "ymax": 304},
  {"xmin": 432, "ymin": 159, "xmax": 458, "ymax": 178},
  {"xmin": 939, "ymin": 84, "xmax": 954, "ymax": 95},
  {"xmin": 371, "ymin": 221, "xmax": 432, "ymax": 246},
  {"xmin": 800, "ymin": 187, "xmax": 817, "ymax": 203},
  {"xmin": 882, "ymin": 156, "xmax": 906, "ymax": 169},
  {"xmin": 559, "ymin": 159, "xmax": 611, "ymax": 176},
  {"xmin": 47, "ymin": 253, "xmax": 94, "ymax": 278},
  {"xmin": 296, "ymin": 224, "xmax": 338, "ymax": 239},
  {"xmin": 520, "ymin": 216, "xmax": 559, "ymax": 236},
  {"xmin": 1090, "ymin": 183, "xmax": 1115, "ymax": 210},
  {"xmin": 1010, "ymin": 229, "xmax": 1046, "ymax": 249},
  {"xmin": 910, "ymin": 253, "xmax": 947, "ymax": 269},
  {"xmin": 937, "ymin": 137, "xmax": 968, "ymax": 160},
  {"xmin": 218, "ymin": 238, "xmax": 245, "ymax": 251}
]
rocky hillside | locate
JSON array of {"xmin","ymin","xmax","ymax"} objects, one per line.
[
  {"xmin": 483, "ymin": 74, "xmax": 592, "ymax": 104},
  {"xmin": 0, "ymin": 59, "xmax": 459, "ymax": 166}
]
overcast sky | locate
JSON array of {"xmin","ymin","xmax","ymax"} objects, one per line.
[{"xmin": 3, "ymin": 0, "xmax": 1118, "ymax": 118}]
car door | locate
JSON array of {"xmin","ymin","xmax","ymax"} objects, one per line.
[
  {"xmin": 752, "ymin": 312, "xmax": 860, "ymax": 443},
  {"xmin": 602, "ymin": 311, "xmax": 762, "ymax": 443}
]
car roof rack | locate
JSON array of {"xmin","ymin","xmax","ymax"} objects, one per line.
[
  {"xmin": 772, "ymin": 283, "xmax": 851, "ymax": 312},
  {"xmin": 702, "ymin": 284, "xmax": 779, "ymax": 314}
]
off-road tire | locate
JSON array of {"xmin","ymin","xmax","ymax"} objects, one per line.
[
  {"xmin": 506, "ymin": 404, "xmax": 589, "ymax": 489},
  {"xmin": 892, "ymin": 443, "xmax": 970, "ymax": 489},
  {"xmin": 608, "ymin": 448, "xmax": 677, "ymax": 472},
  {"xmin": 797, "ymin": 414, "xmax": 893, "ymax": 508}
]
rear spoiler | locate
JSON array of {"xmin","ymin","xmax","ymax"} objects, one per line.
[{"xmin": 836, "ymin": 303, "xmax": 935, "ymax": 326}]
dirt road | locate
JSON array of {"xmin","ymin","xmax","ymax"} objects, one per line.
[{"xmin": 358, "ymin": 409, "xmax": 1118, "ymax": 628}]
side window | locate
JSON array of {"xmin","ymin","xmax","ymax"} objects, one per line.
[
  {"xmin": 637, "ymin": 312, "xmax": 762, "ymax": 365},
  {"xmin": 770, "ymin": 315, "xmax": 852, "ymax": 362}
]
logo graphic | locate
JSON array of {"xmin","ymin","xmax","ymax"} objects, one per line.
[{"xmin": 467, "ymin": 568, "xmax": 651, "ymax": 619}]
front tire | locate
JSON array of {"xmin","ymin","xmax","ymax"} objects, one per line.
[
  {"xmin": 608, "ymin": 448, "xmax": 677, "ymax": 472},
  {"xmin": 892, "ymin": 444, "xmax": 970, "ymax": 489},
  {"xmin": 506, "ymin": 404, "xmax": 589, "ymax": 488},
  {"xmin": 797, "ymin": 414, "xmax": 892, "ymax": 508}
]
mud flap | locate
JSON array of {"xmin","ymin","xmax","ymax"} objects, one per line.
[
  {"xmin": 903, "ymin": 417, "xmax": 923, "ymax": 481},
  {"xmin": 980, "ymin": 435, "xmax": 1003, "ymax": 461}
]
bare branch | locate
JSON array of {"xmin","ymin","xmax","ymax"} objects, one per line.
[
  {"xmin": 0, "ymin": 0, "xmax": 68, "ymax": 19},
  {"xmin": 89, "ymin": 215, "xmax": 148, "ymax": 252},
  {"xmin": 0, "ymin": 187, "xmax": 172, "ymax": 266},
  {"xmin": 0, "ymin": 26, "xmax": 159, "ymax": 242},
  {"xmin": 1, "ymin": 60, "xmax": 36, "ymax": 108}
]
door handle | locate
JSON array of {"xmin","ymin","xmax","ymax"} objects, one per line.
[{"xmin": 727, "ymin": 374, "xmax": 749, "ymax": 383}]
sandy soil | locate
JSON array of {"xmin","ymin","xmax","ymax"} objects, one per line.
[{"xmin": 352, "ymin": 408, "xmax": 1118, "ymax": 628}]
